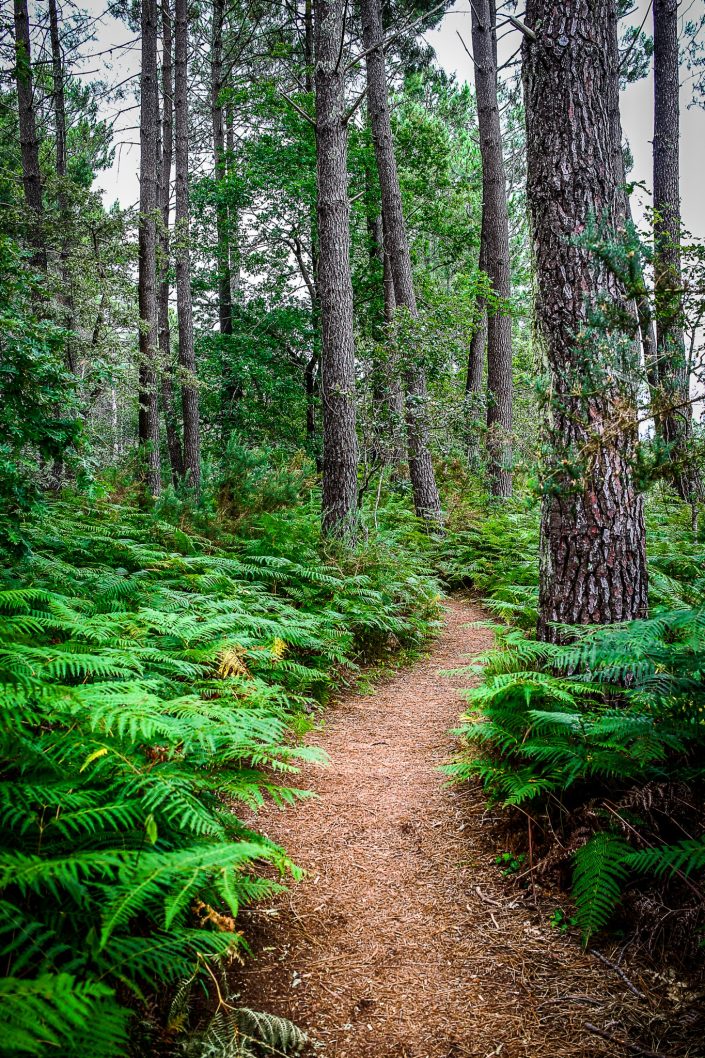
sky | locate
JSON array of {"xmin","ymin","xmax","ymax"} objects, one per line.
[
  {"xmin": 90, "ymin": 0, "xmax": 704, "ymax": 240},
  {"xmin": 425, "ymin": 1, "xmax": 704, "ymax": 235}
]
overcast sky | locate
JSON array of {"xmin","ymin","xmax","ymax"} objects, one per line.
[{"xmin": 92, "ymin": 0, "xmax": 704, "ymax": 240}]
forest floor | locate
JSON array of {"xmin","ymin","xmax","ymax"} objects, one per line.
[{"xmin": 236, "ymin": 598, "xmax": 694, "ymax": 1058}]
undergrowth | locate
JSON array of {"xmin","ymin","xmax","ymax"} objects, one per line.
[
  {"xmin": 0, "ymin": 494, "xmax": 440, "ymax": 1057},
  {"xmin": 441, "ymin": 496, "xmax": 705, "ymax": 951}
]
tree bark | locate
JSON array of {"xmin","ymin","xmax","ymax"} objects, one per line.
[
  {"xmin": 211, "ymin": 0, "xmax": 232, "ymax": 335},
  {"xmin": 360, "ymin": 0, "xmax": 443, "ymax": 528},
  {"xmin": 175, "ymin": 0, "xmax": 201, "ymax": 491},
  {"xmin": 13, "ymin": 0, "xmax": 46, "ymax": 271},
  {"xmin": 158, "ymin": 0, "xmax": 184, "ymax": 484},
  {"xmin": 523, "ymin": 0, "xmax": 648, "ymax": 642},
  {"xmin": 653, "ymin": 0, "xmax": 702, "ymax": 501},
  {"xmin": 471, "ymin": 0, "xmax": 513, "ymax": 496},
  {"xmin": 315, "ymin": 0, "xmax": 359, "ymax": 536},
  {"xmin": 138, "ymin": 0, "xmax": 162, "ymax": 496}
]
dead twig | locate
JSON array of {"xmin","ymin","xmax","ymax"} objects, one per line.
[
  {"xmin": 585, "ymin": 1022, "xmax": 673, "ymax": 1058},
  {"xmin": 588, "ymin": 949, "xmax": 647, "ymax": 1000},
  {"xmin": 475, "ymin": 886, "xmax": 502, "ymax": 906}
]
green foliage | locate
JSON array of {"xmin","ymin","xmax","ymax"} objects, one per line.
[
  {"xmin": 445, "ymin": 498, "xmax": 705, "ymax": 943},
  {"xmin": 495, "ymin": 851, "xmax": 526, "ymax": 876},
  {"xmin": 572, "ymin": 832, "xmax": 630, "ymax": 941},
  {"xmin": 0, "ymin": 495, "xmax": 440, "ymax": 1056},
  {"xmin": 0, "ymin": 237, "xmax": 81, "ymax": 546}
]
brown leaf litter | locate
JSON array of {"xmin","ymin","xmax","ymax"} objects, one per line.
[{"xmin": 234, "ymin": 598, "xmax": 703, "ymax": 1058}]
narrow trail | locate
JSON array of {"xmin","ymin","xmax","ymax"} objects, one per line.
[{"xmin": 237, "ymin": 599, "xmax": 640, "ymax": 1058}]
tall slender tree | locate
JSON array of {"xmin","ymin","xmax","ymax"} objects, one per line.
[
  {"xmin": 315, "ymin": 0, "xmax": 359, "ymax": 535},
  {"xmin": 652, "ymin": 0, "xmax": 702, "ymax": 501},
  {"xmin": 174, "ymin": 0, "xmax": 201, "ymax": 490},
  {"xmin": 360, "ymin": 0, "xmax": 443, "ymax": 527},
  {"xmin": 48, "ymin": 0, "xmax": 77, "ymax": 373},
  {"xmin": 13, "ymin": 0, "xmax": 46, "ymax": 271},
  {"xmin": 465, "ymin": 194, "xmax": 487, "ymax": 464},
  {"xmin": 138, "ymin": 0, "xmax": 162, "ymax": 496},
  {"xmin": 471, "ymin": 0, "xmax": 513, "ymax": 496},
  {"xmin": 523, "ymin": 0, "xmax": 648, "ymax": 641},
  {"xmin": 211, "ymin": 0, "xmax": 233, "ymax": 336},
  {"xmin": 158, "ymin": 0, "xmax": 184, "ymax": 483}
]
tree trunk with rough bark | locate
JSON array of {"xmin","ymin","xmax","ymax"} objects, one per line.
[
  {"xmin": 13, "ymin": 0, "xmax": 46, "ymax": 271},
  {"xmin": 653, "ymin": 0, "xmax": 702, "ymax": 501},
  {"xmin": 523, "ymin": 0, "xmax": 648, "ymax": 642},
  {"xmin": 175, "ymin": 0, "xmax": 201, "ymax": 490},
  {"xmin": 471, "ymin": 0, "xmax": 513, "ymax": 496},
  {"xmin": 360, "ymin": 0, "xmax": 443, "ymax": 528},
  {"xmin": 138, "ymin": 0, "xmax": 162, "ymax": 496},
  {"xmin": 211, "ymin": 0, "xmax": 232, "ymax": 335},
  {"xmin": 158, "ymin": 0, "xmax": 184, "ymax": 484},
  {"xmin": 315, "ymin": 0, "xmax": 358, "ymax": 536}
]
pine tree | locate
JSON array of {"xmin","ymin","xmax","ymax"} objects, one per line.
[
  {"xmin": 360, "ymin": 0, "xmax": 444, "ymax": 528},
  {"xmin": 314, "ymin": 0, "xmax": 359, "ymax": 536},
  {"xmin": 138, "ymin": 0, "xmax": 163, "ymax": 496},
  {"xmin": 523, "ymin": 0, "xmax": 648, "ymax": 640},
  {"xmin": 652, "ymin": 0, "xmax": 702, "ymax": 501},
  {"xmin": 175, "ymin": 0, "xmax": 201, "ymax": 490},
  {"xmin": 471, "ymin": 0, "xmax": 513, "ymax": 497}
]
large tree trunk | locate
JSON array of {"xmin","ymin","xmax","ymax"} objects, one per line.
[
  {"xmin": 471, "ymin": 0, "xmax": 513, "ymax": 497},
  {"xmin": 175, "ymin": 0, "xmax": 201, "ymax": 491},
  {"xmin": 211, "ymin": 0, "xmax": 232, "ymax": 335},
  {"xmin": 360, "ymin": 0, "xmax": 443, "ymax": 528},
  {"xmin": 13, "ymin": 0, "xmax": 46, "ymax": 271},
  {"xmin": 523, "ymin": 0, "xmax": 648, "ymax": 642},
  {"xmin": 314, "ymin": 0, "xmax": 358, "ymax": 536},
  {"xmin": 158, "ymin": 0, "xmax": 184, "ymax": 484},
  {"xmin": 138, "ymin": 0, "xmax": 162, "ymax": 496},
  {"xmin": 653, "ymin": 0, "xmax": 702, "ymax": 501}
]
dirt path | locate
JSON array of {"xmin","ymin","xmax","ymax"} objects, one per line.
[{"xmin": 236, "ymin": 599, "xmax": 648, "ymax": 1058}]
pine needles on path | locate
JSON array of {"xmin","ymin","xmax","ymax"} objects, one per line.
[{"xmin": 234, "ymin": 600, "xmax": 673, "ymax": 1058}]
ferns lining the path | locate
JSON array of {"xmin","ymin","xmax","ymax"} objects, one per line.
[
  {"xmin": 442, "ymin": 499, "xmax": 705, "ymax": 946},
  {"xmin": 0, "ymin": 498, "xmax": 440, "ymax": 1056}
]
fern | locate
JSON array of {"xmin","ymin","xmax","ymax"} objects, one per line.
[
  {"xmin": 572, "ymin": 832, "xmax": 631, "ymax": 941},
  {"xmin": 0, "ymin": 496, "xmax": 441, "ymax": 1056},
  {"xmin": 625, "ymin": 836, "xmax": 705, "ymax": 878},
  {"xmin": 444, "ymin": 497, "xmax": 705, "ymax": 944}
]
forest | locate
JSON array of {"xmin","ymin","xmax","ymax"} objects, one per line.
[{"xmin": 0, "ymin": 0, "xmax": 704, "ymax": 1054}]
